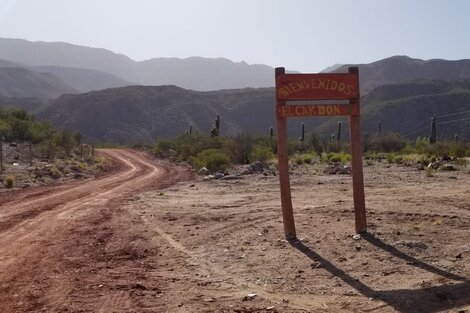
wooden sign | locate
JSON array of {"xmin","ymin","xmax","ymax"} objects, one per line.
[
  {"xmin": 276, "ymin": 104, "xmax": 359, "ymax": 118},
  {"xmin": 276, "ymin": 73, "xmax": 359, "ymax": 100},
  {"xmin": 275, "ymin": 67, "xmax": 366, "ymax": 240}
]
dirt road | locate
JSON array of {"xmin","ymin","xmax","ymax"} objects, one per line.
[
  {"xmin": 0, "ymin": 151, "xmax": 469, "ymax": 313},
  {"xmin": 0, "ymin": 149, "xmax": 191, "ymax": 313}
]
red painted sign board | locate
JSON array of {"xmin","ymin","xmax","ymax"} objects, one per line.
[
  {"xmin": 276, "ymin": 104, "xmax": 359, "ymax": 118},
  {"xmin": 276, "ymin": 73, "xmax": 359, "ymax": 101}
]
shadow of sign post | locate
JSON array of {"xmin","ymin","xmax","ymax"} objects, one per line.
[{"xmin": 275, "ymin": 67, "xmax": 366, "ymax": 239}]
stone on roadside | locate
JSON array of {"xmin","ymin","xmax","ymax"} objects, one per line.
[
  {"xmin": 220, "ymin": 175, "xmax": 242, "ymax": 180},
  {"xmin": 240, "ymin": 165, "xmax": 253, "ymax": 175},
  {"xmin": 198, "ymin": 167, "xmax": 210, "ymax": 175},
  {"xmin": 338, "ymin": 165, "xmax": 352, "ymax": 175},
  {"xmin": 213, "ymin": 172, "xmax": 224, "ymax": 179},
  {"xmin": 202, "ymin": 175, "xmax": 214, "ymax": 181},
  {"xmin": 242, "ymin": 293, "xmax": 257, "ymax": 301}
]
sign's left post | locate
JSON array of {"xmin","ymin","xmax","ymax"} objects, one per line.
[{"xmin": 275, "ymin": 67, "xmax": 296, "ymax": 240}]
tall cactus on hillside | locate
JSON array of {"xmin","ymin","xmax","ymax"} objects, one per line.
[
  {"xmin": 378, "ymin": 121, "xmax": 382, "ymax": 136},
  {"xmin": 337, "ymin": 121, "xmax": 342, "ymax": 142},
  {"xmin": 269, "ymin": 127, "xmax": 274, "ymax": 138},
  {"xmin": 429, "ymin": 115, "xmax": 436, "ymax": 144},
  {"xmin": 299, "ymin": 123, "xmax": 305, "ymax": 151},
  {"xmin": 185, "ymin": 124, "xmax": 193, "ymax": 135},
  {"xmin": 211, "ymin": 114, "xmax": 220, "ymax": 137},
  {"xmin": 454, "ymin": 134, "xmax": 459, "ymax": 143}
]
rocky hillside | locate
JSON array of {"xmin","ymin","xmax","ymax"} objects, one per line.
[
  {"xmin": 315, "ymin": 79, "xmax": 470, "ymax": 140},
  {"xmin": 38, "ymin": 86, "xmax": 279, "ymax": 143},
  {"xmin": 36, "ymin": 80, "xmax": 470, "ymax": 144}
]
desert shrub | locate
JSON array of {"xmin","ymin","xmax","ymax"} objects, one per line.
[
  {"xmin": 364, "ymin": 151, "xmax": 386, "ymax": 161},
  {"xmin": 367, "ymin": 133, "xmax": 407, "ymax": 153},
  {"xmin": 308, "ymin": 132, "xmax": 323, "ymax": 154},
  {"xmin": 323, "ymin": 152, "xmax": 351, "ymax": 164},
  {"xmin": 449, "ymin": 143, "xmax": 466, "ymax": 158},
  {"xmin": 454, "ymin": 158, "xmax": 468, "ymax": 167},
  {"xmin": 48, "ymin": 166, "xmax": 62, "ymax": 179},
  {"xmin": 189, "ymin": 148, "xmax": 231, "ymax": 172},
  {"xmin": 223, "ymin": 133, "xmax": 253, "ymax": 164},
  {"xmin": 155, "ymin": 139, "xmax": 174, "ymax": 154},
  {"xmin": 250, "ymin": 145, "xmax": 274, "ymax": 162},
  {"xmin": 5, "ymin": 175, "xmax": 15, "ymax": 188},
  {"xmin": 294, "ymin": 152, "xmax": 317, "ymax": 165}
]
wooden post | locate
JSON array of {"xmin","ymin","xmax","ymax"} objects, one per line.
[
  {"xmin": 275, "ymin": 67, "xmax": 296, "ymax": 240},
  {"xmin": 348, "ymin": 67, "xmax": 367, "ymax": 233}
]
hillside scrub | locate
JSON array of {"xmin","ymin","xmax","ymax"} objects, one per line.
[
  {"xmin": 155, "ymin": 131, "xmax": 469, "ymax": 173},
  {"xmin": 155, "ymin": 134, "xmax": 281, "ymax": 171}
]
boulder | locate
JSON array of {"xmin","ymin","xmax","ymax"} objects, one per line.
[
  {"xmin": 250, "ymin": 161, "xmax": 265, "ymax": 173},
  {"xmin": 239, "ymin": 165, "xmax": 253, "ymax": 175}
]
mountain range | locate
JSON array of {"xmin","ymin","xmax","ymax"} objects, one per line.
[
  {"xmin": 0, "ymin": 38, "xmax": 276, "ymax": 92},
  {"xmin": 0, "ymin": 37, "xmax": 469, "ymax": 143}
]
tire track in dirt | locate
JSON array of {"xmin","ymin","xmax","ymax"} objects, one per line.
[{"xmin": 0, "ymin": 149, "xmax": 192, "ymax": 313}]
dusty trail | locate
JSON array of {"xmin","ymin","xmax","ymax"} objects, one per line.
[{"xmin": 0, "ymin": 149, "xmax": 191, "ymax": 313}]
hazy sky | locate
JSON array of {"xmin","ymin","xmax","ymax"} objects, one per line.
[{"xmin": 1, "ymin": 0, "xmax": 469, "ymax": 72}]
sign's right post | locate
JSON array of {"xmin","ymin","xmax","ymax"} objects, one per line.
[{"xmin": 348, "ymin": 67, "xmax": 367, "ymax": 233}]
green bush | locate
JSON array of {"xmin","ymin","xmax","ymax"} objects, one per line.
[
  {"xmin": 223, "ymin": 133, "xmax": 253, "ymax": 164},
  {"xmin": 450, "ymin": 143, "xmax": 466, "ymax": 158},
  {"xmin": 294, "ymin": 152, "xmax": 317, "ymax": 165},
  {"xmin": 323, "ymin": 152, "xmax": 351, "ymax": 164},
  {"xmin": 250, "ymin": 146, "xmax": 274, "ymax": 162},
  {"xmin": 5, "ymin": 175, "xmax": 15, "ymax": 188},
  {"xmin": 189, "ymin": 148, "xmax": 231, "ymax": 172}
]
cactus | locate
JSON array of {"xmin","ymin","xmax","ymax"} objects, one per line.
[
  {"xmin": 337, "ymin": 121, "xmax": 342, "ymax": 141},
  {"xmin": 331, "ymin": 134, "xmax": 336, "ymax": 141},
  {"xmin": 299, "ymin": 123, "xmax": 305, "ymax": 151},
  {"xmin": 185, "ymin": 124, "xmax": 193, "ymax": 135},
  {"xmin": 429, "ymin": 115, "xmax": 436, "ymax": 144},
  {"xmin": 215, "ymin": 114, "xmax": 220, "ymax": 131},
  {"xmin": 454, "ymin": 134, "xmax": 458, "ymax": 143},
  {"xmin": 269, "ymin": 127, "xmax": 274, "ymax": 138},
  {"xmin": 378, "ymin": 121, "xmax": 382, "ymax": 135},
  {"xmin": 211, "ymin": 114, "xmax": 220, "ymax": 137}
]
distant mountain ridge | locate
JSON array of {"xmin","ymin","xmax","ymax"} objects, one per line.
[
  {"xmin": 0, "ymin": 67, "xmax": 77, "ymax": 99},
  {"xmin": 0, "ymin": 58, "xmax": 132, "ymax": 94},
  {"xmin": 331, "ymin": 56, "xmax": 470, "ymax": 93},
  {"xmin": 0, "ymin": 38, "xmax": 278, "ymax": 91}
]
